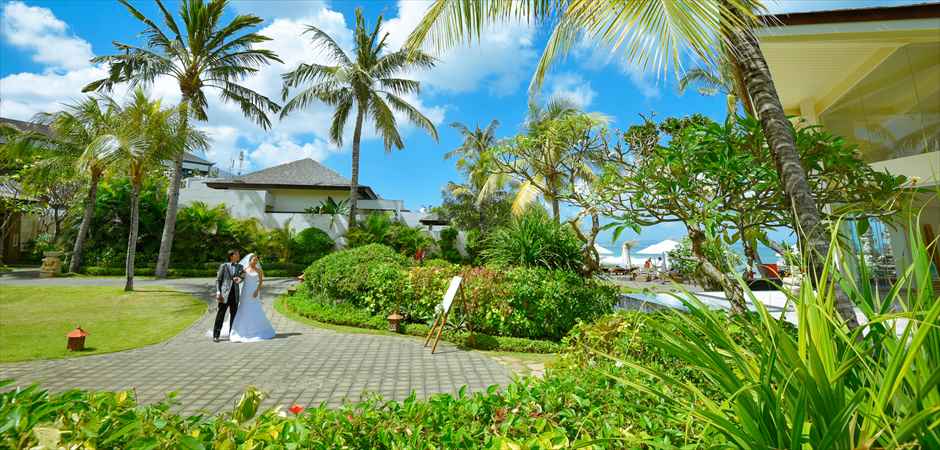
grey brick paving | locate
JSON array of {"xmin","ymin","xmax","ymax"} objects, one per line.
[{"xmin": 0, "ymin": 276, "xmax": 511, "ymax": 415}]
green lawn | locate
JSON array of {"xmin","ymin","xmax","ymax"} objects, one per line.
[{"xmin": 0, "ymin": 286, "xmax": 205, "ymax": 362}]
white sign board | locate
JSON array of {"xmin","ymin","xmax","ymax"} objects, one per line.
[{"xmin": 441, "ymin": 276, "xmax": 462, "ymax": 314}]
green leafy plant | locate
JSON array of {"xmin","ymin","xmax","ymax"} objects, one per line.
[
  {"xmin": 600, "ymin": 222, "xmax": 939, "ymax": 449},
  {"xmin": 482, "ymin": 208, "xmax": 582, "ymax": 272},
  {"xmin": 291, "ymin": 227, "xmax": 334, "ymax": 265},
  {"xmin": 303, "ymin": 243, "xmax": 411, "ymax": 307}
]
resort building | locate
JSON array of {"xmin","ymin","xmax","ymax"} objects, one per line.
[
  {"xmin": 178, "ymin": 158, "xmax": 425, "ymax": 242},
  {"xmin": 759, "ymin": 3, "xmax": 940, "ymax": 284}
]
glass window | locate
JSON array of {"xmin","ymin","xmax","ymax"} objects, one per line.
[{"xmin": 820, "ymin": 42, "xmax": 940, "ymax": 163}]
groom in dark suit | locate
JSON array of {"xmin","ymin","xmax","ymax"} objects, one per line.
[{"xmin": 214, "ymin": 249, "xmax": 243, "ymax": 342}]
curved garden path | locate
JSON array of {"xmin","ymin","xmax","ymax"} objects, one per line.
[{"xmin": 0, "ymin": 274, "xmax": 511, "ymax": 414}]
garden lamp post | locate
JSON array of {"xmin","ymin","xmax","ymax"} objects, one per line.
[{"xmin": 67, "ymin": 326, "xmax": 88, "ymax": 351}]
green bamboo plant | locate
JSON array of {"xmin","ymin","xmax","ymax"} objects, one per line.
[{"xmin": 595, "ymin": 210, "xmax": 939, "ymax": 448}]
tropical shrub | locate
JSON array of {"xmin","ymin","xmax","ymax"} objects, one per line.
[
  {"xmin": 291, "ymin": 227, "xmax": 334, "ymax": 265},
  {"xmin": 305, "ymin": 254, "xmax": 617, "ymax": 341},
  {"xmin": 601, "ymin": 223, "xmax": 938, "ymax": 449},
  {"xmin": 1, "ymin": 363, "xmax": 709, "ymax": 449},
  {"xmin": 303, "ymin": 244, "xmax": 411, "ymax": 307},
  {"xmin": 489, "ymin": 267, "xmax": 618, "ymax": 340},
  {"xmin": 437, "ymin": 227, "xmax": 462, "ymax": 263},
  {"xmin": 72, "ymin": 177, "xmax": 167, "ymax": 266},
  {"xmin": 482, "ymin": 209, "xmax": 582, "ymax": 272},
  {"xmin": 282, "ymin": 293, "xmax": 560, "ymax": 354},
  {"xmin": 346, "ymin": 212, "xmax": 434, "ymax": 257}
]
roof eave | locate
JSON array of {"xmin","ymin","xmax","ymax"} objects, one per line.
[
  {"xmin": 761, "ymin": 3, "xmax": 940, "ymax": 27},
  {"xmin": 204, "ymin": 182, "xmax": 378, "ymax": 199}
]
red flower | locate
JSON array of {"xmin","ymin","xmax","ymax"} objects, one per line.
[{"xmin": 289, "ymin": 404, "xmax": 304, "ymax": 414}]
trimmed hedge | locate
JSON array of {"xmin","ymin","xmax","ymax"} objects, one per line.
[
  {"xmin": 302, "ymin": 244, "xmax": 618, "ymax": 342},
  {"xmin": 303, "ymin": 244, "xmax": 411, "ymax": 307},
  {"xmin": 283, "ymin": 293, "xmax": 561, "ymax": 354}
]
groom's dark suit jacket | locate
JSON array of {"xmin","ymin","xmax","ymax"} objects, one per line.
[{"xmin": 216, "ymin": 262, "xmax": 243, "ymax": 304}]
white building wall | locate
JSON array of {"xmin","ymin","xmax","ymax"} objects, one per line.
[{"xmin": 179, "ymin": 179, "xmax": 420, "ymax": 248}]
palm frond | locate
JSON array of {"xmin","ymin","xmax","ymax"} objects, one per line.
[
  {"xmin": 368, "ymin": 93, "xmax": 404, "ymax": 152},
  {"xmin": 380, "ymin": 92, "xmax": 439, "ymax": 142},
  {"xmin": 302, "ymin": 24, "xmax": 352, "ymax": 66},
  {"xmin": 329, "ymin": 96, "xmax": 354, "ymax": 146},
  {"xmin": 205, "ymin": 81, "xmax": 281, "ymax": 130}
]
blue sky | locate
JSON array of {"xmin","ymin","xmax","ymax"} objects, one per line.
[{"xmin": 0, "ymin": 0, "xmax": 921, "ymax": 246}]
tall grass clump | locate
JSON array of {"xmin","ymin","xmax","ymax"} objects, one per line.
[
  {"xmin": 482, "ymin": 208, "xmax": 582, "ymax": 271},
  {"xmin": 598, "ymin": 212, "xmax": 939, "ymax": 449}
]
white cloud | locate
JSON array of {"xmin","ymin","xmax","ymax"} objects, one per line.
[
  {"xmin": 546, "ymin": 73, "xmax": 596, "ymax": 109},
  {"xmin": 0, "ymin": 1, "xmax": 451, "ymax": 175},
  {"xmin": 249, "ymin": 134, "xmax": 342, "ymax": 168},
  {"xmin": 382, "ymin": 0, "xmax": 537, "ymax": 96},
  {"xmin": 1, "ymin": 1, "xmax": 94, "ymax": 70}
]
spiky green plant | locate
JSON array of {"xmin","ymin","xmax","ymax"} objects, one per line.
[{"xmin": 596, "ymin": 210, "xmax": 940, "ymax": 448}]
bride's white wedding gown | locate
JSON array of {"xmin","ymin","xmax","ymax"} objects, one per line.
[{"xmin": 229, "ymin": 270, "xmax": 276, "ymax": 342}]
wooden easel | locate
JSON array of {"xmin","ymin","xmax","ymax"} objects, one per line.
[{"xmin": 424, "ymin": 276, "xmax": 463, "ymax": 354}]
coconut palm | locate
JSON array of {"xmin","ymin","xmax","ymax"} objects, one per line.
[
  {"xmin": 405, "ymin": 0, "xmax": 859, "ymax": 328},
  {"xmin": 118, "ymin": 89, "xmax": 208, "ymax": 291},
  {"xmin": 677, "ymin": 60, "xmax": 750, "ymax": 116},
  {"xmin": 84, "ymin": 0, "xmax": 282, "ymax": 279},
  {"xmin": 487, "ymin": 98, "xmax": 602, "ymax": 222},
  {"xmin": 280, "ymin": 8, "xmax": 439, "ymax": 227},
  {"xmin": 27, "ymin": 98, "xmax": 123, "ymax": 273}
]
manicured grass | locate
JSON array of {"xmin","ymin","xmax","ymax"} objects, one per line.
[{"xmin": 0, "ymin": 286, "xmax": 205, "ymax": 362}]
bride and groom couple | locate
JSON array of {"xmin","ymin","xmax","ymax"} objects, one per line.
[{"xmin": 211, "ymin": 249, "xmax": 276, "ymax": 343}]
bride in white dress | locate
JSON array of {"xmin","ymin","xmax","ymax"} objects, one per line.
[{"xmin": 229, "ymin": 253, "xmax": 276, "ymax": 342}]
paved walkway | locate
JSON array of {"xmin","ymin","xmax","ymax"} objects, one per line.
[{"xmin": 0, "ymin": 274, "xmax": 511, "ymax": 415}]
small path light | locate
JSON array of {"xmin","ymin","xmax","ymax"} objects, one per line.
[
  {"xmin": 386, "ymin": 312, "xmax": 404, "ymax": 333},
  {"xmin": 67, "ymin": 326, "xmax": 88, "ymax": 351}
]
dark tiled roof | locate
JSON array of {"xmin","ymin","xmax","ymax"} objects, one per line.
[
  {"xmin": 205, "ymin": 158, "xmax": 378, "ymax": 199},
  {"xmin": 235, "ymin": 158, "xmax": 351, "ymax": 186},
  {"xmin": 0, "ymin": 117, "xmax": 52, "ymax": 139},
  {"xmin": 182, "ymin": 152, "xmax": 213, "ymax": 166}
]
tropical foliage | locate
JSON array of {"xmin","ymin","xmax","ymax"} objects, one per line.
[
  {"xmin": 281, "ymin": 8, "xmax": 438, "ymax": 225},
  {"xmin": 482, "ymin": 208, "xmax": 582, "ymax": 272},
  {"xmin": 300, "ymin": 242, "xmax": 616, "ymax": 340},
  {"xmin": 86, "ymin": 0, "xmax": 283, "ymax": 278}
]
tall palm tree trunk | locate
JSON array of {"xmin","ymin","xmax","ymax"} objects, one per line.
[
  {"xmin": 348, "ymin": 107, "xmax": 366, "ymax": 227},
  {"xmin": 155, "ymin": 99, "xmax": 190, "ymax": 278},
  {"xmin": 125, "ymin": 180, "xmax": 141, "ymax": 291},
  {"xmin": 731, "ymin": 27, "xmax": 859, "ymax": 329},
  {"xmin": 69, "ymin": 171, "xmax": 100, "ymax": 273}
]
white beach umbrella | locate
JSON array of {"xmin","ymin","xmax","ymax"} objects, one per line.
[
  {"xmin": 636, "ymin": 239, "xmax": 681, "ymax": 255},
  {"xmin": 637, "ymin": 239, "xmax": 680, "ymax": 268},
  {"xmin": 594, "ymin": 243, "xmax": 614, "ymax": 256}
]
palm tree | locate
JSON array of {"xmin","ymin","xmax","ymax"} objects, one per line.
[
  {"xmin": 678, "ymin": 60, "xmax": 751, "ymax": 116},
  {"xmin": 118, "ymin": 89, "xmax": 208, "ymax": 291},
  {"xmin": 405, "ymin": 0, "xmax": 859, "ymax": 329},
  {"xmin": 446, "ymin": 120, "xmax": 500, "ymax": 188},
  {"xmin": 29, "ymin": 98, "xmax": 123, "ymax": 273},
  {"xmin": 84, "ymin": 0, "xmax": 282, "ymax": 279},
  {"xmin": 280, "ymin": 8, "xmax": 439, "ymax": 227},
  {"xmin": 490, "ymin": 98, "xmax": 602, "ymax": 222}
]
